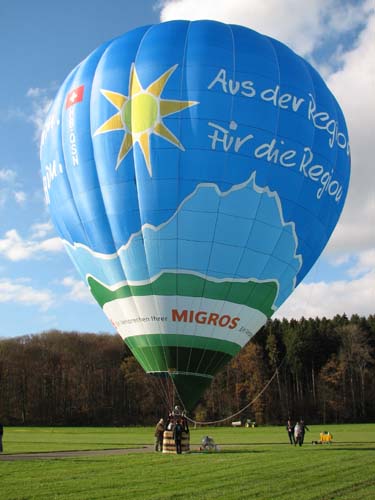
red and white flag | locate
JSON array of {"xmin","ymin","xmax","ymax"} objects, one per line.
[{"xmin": 65, "ymin": 85, "xmax": 84, "ymax": 109}]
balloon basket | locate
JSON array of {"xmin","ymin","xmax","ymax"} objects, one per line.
[{"xmin": 162, "ymin": 430, "xmax": 190, "ymax": 454}]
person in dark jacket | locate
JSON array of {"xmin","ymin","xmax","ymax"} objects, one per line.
[
  {"xmin": 0, "ymin": 422, "xmax": 3, "ymax": 452},
  {"xmin": 173, "ymin": 419, "xmax": 184, "ymax": 454},
  {"xmin": 286, "ymin": 419, "xmax": 295, "ymax": 444}
]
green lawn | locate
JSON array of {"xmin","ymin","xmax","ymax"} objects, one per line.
[
  {"xmin": 0, "ymin": 424, "xmax": 374, "ymax": 499},
  {"xmin": 1, "ymin": 426, "xmax": 149, "ymax": 453}
]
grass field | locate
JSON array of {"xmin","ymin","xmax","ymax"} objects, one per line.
[{"xmin": 0, "ymin": 424, "xmax": 374, "ymax": 499}]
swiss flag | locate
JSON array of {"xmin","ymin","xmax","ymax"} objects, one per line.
[{"xmin": 65, "ymin": 85, "xmax": 84, "ymax": 109}]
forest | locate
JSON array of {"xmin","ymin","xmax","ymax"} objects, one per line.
[{"xmin": 0, "ymin": 314, "xmax": 374, "ymax": 426}]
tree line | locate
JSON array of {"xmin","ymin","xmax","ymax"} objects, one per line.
[{"xmin": 0, "ymin": 314, "xmax": 374, "ymax": 426}]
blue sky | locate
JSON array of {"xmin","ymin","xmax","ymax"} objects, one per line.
[{"xmin": 1, "ymin": 0, "xmax": 374, "ymax": 337}]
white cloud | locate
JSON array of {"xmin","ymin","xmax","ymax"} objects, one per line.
[
  {"xmin": 275, "ymin": 268, "xmax": 375, "ymax": 319},
  {"xmin": 0, "ymin": 228, "xmax": 63, "ymax": 261},
  {"xmin": 2, "ymin": 86, "xmax": 54, "ymax": 142},
  {"xmin": 0, "ymin": 168, "xmax": 17, "ymax": 182},
  {"xmin": 14, "ymin": 190, "xmax": 26, "ymax": 205},
  {"xmin": 346, "ymin": 249, "xmax": 375, "ymax": 278},
  {"xmin": 0, "ymin": 169, "xmax": 19, "ymax": 206},
  {"xmin": 29, "ymin": 98, "xmax": 53, "ymax": 142},
  {"xmin": 0, "ymin": 279, "xmax": 54, "ymax": 311},
  {"xmin": 39, "ymin": 236, "xmax": 63, "ymax": 256},
  {"xmin": 30, "ymin": 221, "xmax": 54, "ymax": 239},
  {"xmin": 62, "ymin": 276, "xmax": 95, "ymax": 304},
  {"xmin": 325, "ymin": 11, "xmax": 375, "ymax": 254},
  {"xmin": 27, "ymin": 87, "xmax": 47, "ymax": 98},
  {"xmin": 276, "ymin": 249, "xmax": 375, "ymax": 319},
  {"xmin": 329, "ymin": 253, "xmax": 351, "ymax": 267},
  {"xmin": 0, "ymin": 168, "xmax": 29, "ymax": 206},
  {"xmin": 38, "ymin": 237, "xmax": 64, "ymax": 252},
  {"xmin": 25, "ymin": 86, "xmax": 54, "ymax": 142}
]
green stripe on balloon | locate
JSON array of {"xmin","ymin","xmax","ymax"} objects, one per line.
[
  {"xmin": 88, "ymin": 273, "xmax": 277, "ymax": 316},
  {"xmin": 125, "ymin": 333, "xmax": 241, "ymax": 357}
]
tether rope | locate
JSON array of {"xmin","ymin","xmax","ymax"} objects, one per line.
[{"xmin": 182, "ymin": 354, "xmax": 287, "ymax": 426}]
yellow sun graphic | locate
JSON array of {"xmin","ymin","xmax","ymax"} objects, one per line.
[{"xmin": 94, "ymin": 64, "xmax": 198, "ymax": 176}]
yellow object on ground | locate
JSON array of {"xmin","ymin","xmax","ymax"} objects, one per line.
[{"xmin": 320, "ymin": 432, "xmax": 333, "ymax": 443}]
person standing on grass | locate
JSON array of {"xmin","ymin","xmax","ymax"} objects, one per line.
[
  {"xmin": 294, "ymin": 421, "xmax": 303, "ymax": 446},
  {"xmin": 0, "ymin": 422, "xmax": 3, "ymax": 452},
  {"xmin": 286, "ymin": 419, "xmax": 295, "ymax": 444},
  {"xmin": 154, "ymin": 418, "xmax": 165, "ymax": 452},
  {"xmin": 173, "ymin": 419, "xmax": 184, "ymax": 454}
]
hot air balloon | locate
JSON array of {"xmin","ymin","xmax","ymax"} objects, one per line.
[{"xmin": 40, "ymin": 20, "xmax": 350, "ymax": 410}]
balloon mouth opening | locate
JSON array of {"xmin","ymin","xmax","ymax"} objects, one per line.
[
  {"xmin": 148, "ymin": 370, "xmax": 213, "ymax": 380},
  {"xmin": 148, "ymin": 370, "xmax": 214, "ymax": 411}
]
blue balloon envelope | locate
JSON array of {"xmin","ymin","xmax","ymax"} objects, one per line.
[{"xmin": 40, "ymin": 21, "xmax": 350, "ymax": 409}]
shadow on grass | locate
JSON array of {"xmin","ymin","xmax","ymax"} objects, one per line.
[
  {"xmin": 191, "ymin": 449, "xmax": 265, "ymax": 455},
  {"xmin": 216, "ymin": 441, "xmax": 298, "ymax": 446},
  {"xmin": 324, "ymin": 447, "xmax": 375, "ymax": 452},
  {"xmin": 336, "ymin": 441, "xmax": 375, "ymax": 445}
]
